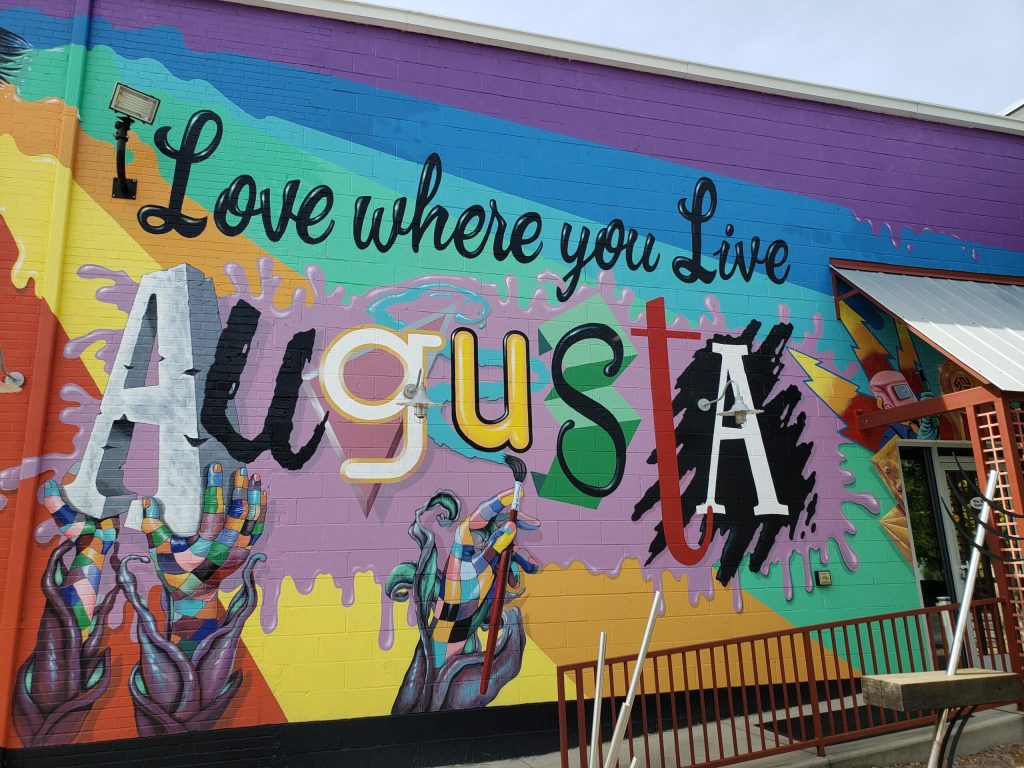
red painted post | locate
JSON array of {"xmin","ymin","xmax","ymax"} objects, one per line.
[
  {"xmin": 802, "ymin": 631, "xmax": 826, "ymax": 757},
  {"xmin": 558, "ymin": 668, "xmax": 571, "ymax": 768}
]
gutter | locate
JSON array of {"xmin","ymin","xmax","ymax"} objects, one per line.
[{"xmin": 226, "ymin": 0, "xmax": 1024, "ymax": 138}]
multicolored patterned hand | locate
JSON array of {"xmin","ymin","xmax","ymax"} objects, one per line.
[
  {"xmin": 140, "ymin": 463, "xmax": 265, "ymax": 656},
  {"xmin": 387, "ymin": 485, "xmax": 541, "ymax": 713},
  {"xmin": 14, "ymin": 465, "xmax": 119, "ymax": 746},
  {"xmin": 429, "ymin": 488, "xmax": 539, "ymax": 667},
  {"xmin": 42, "ymin": 465, "xmax": 118, "ymax": 640}
]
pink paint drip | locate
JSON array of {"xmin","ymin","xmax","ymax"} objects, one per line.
[{"xmin": 851, "ymin": 213, "xmax": 984, "ymax": 267}]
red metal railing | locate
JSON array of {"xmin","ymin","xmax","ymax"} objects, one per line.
[{"xmin": 557, "ymin": 597, "xmax": 1019, "ymax": 768}]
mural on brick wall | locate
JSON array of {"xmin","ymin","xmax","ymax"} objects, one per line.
[
  {"xmin": 633, "ymin": 313, "xmax": 817, "ymax": 585},
  {"xmin": 0, "ymin": 1, "xmax": 1019, "ymax": 747},
  {"xmin": 387, "ymin": 474, "xmax": 540, "ymax": 714},
  {"xmin": 802, "ymin": 293, "xmax": 973, "ymax": 567}
]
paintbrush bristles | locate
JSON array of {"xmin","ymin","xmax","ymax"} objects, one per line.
[{"xmin": 503, "ymin": 454, "xmax": 527, "ymax": 483}]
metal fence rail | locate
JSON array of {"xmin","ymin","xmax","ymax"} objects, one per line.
[{"xmin": 557, "ymin": 597, "xmax": 1018, "ymax": 768}]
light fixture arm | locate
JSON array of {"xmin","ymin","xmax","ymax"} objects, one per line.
[
  {"xmin": 401, "ymin": 369, "xmax": 424, "ymax": 400},
  {"xmin": 0, "ymin": 348, "xmax": 24, "ymax": 393},
  {"xmin": 697, "ymin": 377, "xmax": 763, "ymax": 425},
  {"xmin": 112, "ymin": 114, "xmax": 137, "ymax": 199},
  {"xmin": 396, "ymin": 369, "xmax": 442, "ymax": 422},
  {"xmin": 697, "ymin": 378, "xmax": 737, "ymax": 412}
]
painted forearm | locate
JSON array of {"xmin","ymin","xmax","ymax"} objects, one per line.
[
  {"xmin": 42, "ymin": 477, "xmax": 118, "ymax": 639},
  {"xmin": 388, "ymin": 490, "xmax": 531, "ymax": 713},
  {"xmin": 12, "ymin": 539, "xmax": 118, "ymax": 747},
  {"xmin": 119, "ymin": 553, "xmax": 264, "ymax": 735},
  {"xmin": 13, "ymin": 480, "xmax": 120, "ymax": 747},
  {"xmin": 169, "ymin": 597, "xmax": 225, "ymax": 658},
  {"xmin": 122, "ymin": 464, "xmax": 268, "ymax": 734}
]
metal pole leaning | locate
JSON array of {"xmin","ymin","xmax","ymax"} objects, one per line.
[
  {"xmin": 946, "ymin": 469, "xmax": 998, "ymax": 673},
  {"xmin": 589, "ymin": 632, "xmax": 608, "ymax": 768},
  {"xmin": 925, "ymin": 469, "xmax": 998, "ymax": 768},
  {"xmin": 603, "ymin": 591, "xmax": 663, "ymax": 768}
]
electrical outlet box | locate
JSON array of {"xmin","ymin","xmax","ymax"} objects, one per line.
[{"xmin": 815, "ymin": 570, "xmax": 833, "ymax": 587}]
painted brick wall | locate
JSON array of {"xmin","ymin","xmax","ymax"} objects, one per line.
[{"xmin": 0, "ymin": 0, "xmax": 1022, "ymax": 759}]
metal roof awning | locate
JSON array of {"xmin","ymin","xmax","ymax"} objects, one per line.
[{"xmin": 832, "ymin": 262, "xmax": 1024, "ymax": 394}]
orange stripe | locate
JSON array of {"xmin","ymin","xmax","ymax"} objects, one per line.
[{"xmin": 0, "ymin": 86, "xmax": 312, "ymax": 307}]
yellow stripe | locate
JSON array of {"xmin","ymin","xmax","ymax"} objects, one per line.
[
  {"xmin": 0, "ymin": 136, "xmax": 162, "ymax": 388},
  {"xmin": 224, "ymin": 573, "xmax": 419, "ymax": 721}
]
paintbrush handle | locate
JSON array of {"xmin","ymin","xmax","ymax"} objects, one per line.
[{"xmin": 479, "ymin": 502, "xmax": 519, "ymax": 695}]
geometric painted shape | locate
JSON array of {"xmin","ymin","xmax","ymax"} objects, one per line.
[
  {"xmin": 880, "ymin": 505, "xmax": 913, "ymax": 562},
  {"xmin": 538, "ymin": 385, "xmax": 641, "ymax": 509},
  {"xmin": 872, "ymin": 438, "xmax": 905, "ymax": 502},
  {"xmin": 524, "ymin": 559, "xmax": 859, "ymax": 689},
  {"xmin": 538, "ymin": 296, "xmax": 637, "ymax": 395},
  {"xmin": 537, "ymin": 296, "xmax": 639, "ymax": 509}
]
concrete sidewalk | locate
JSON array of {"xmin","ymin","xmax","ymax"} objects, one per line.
[{"xmin": 453, "ymin": 706, "xmax": 1024, "ymax": 768}]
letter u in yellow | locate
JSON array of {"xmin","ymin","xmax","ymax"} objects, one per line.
[{"xmin": 451, "ymin": 329, "xmax": 532, "ymax": 452}]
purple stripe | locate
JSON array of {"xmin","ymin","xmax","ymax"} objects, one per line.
[
  {"xmin": 6, "ymin": 0, "xmax": 75, "ymax": 14},
  {"xmin": 16, "ymin": 0, "xmax": 1024, "ymax": 253}
]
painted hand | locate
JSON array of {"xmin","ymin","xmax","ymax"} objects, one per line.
[
  {"xmin": 387, "ymin": 486, "xmax": 541, "ymax": 713},
  {"xmin": 118, "ymin": 462, "xmax": 267, "ymax": 735},
  {"xmin": 140, "ymin": 463, "xmax": 265, "ymax": 656},
  {"xmin": 13, "ymin": 466, "xmax": 119, "ymax": 746},
  {"xmin": 42, "ymin": 465, "xmax": 118, "ymax": 639},
  {"xmin": 429, "ymin": 488, "xmax": 540, "ymax": 666}
]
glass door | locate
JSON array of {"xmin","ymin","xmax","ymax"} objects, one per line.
[
  {"xmin": 933, "ymin": 449, "xmax": 997, "ymax": 603},
  {"xmin": 900, "ymin": 444, "xmax": 958, "ymax": 607},
  {"xmin": 899, "ymin": 443, "xmax": 1003, "ymax": 668}
]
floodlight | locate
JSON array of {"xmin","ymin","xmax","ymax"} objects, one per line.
[
  {"xmin": 109, "ymin": 83, "xmax": 160, "ymax": 124},
  {"xmin": 108, "ymin": 83, "xmax": 161, "ymax": 199}
]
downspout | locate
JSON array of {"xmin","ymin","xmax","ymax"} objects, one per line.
[{"xmin": 0, "ymin": 0, "xmax": 92, "ymax": 748}]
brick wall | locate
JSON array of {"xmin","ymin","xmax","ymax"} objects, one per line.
[{"xmin": 0, "ymin": 0, "xmax": 1021, "ymax": 759}]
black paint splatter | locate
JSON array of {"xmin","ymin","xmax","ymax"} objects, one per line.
[
  {"xmin": 0, "ymin": 28, "xmax": 29, "ymax": 85},
  {"xmin": 633, "ymin": 320, "xmax": 817, "ymax": 585}
]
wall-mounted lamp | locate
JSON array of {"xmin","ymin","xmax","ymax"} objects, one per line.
[
  {"xmin": 697, "ymin": 378, "xmax": 763, "ymax": 426},
  {"xmin": 396, "ymin": 370, "xmax": 441, "ymax": 421},
  {"xmin": 109, "ymin": 83, "xmax": 161, "ymax": 200},
  {"xmin": 0, "ymin": 349, "xmax": 24, "ymax": 393}
]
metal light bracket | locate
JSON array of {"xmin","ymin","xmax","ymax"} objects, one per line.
[
  {"xmin": 112, "ymin": 114, "xmax": 137, "ymax": 199},
  {"xmin": 0, "ymin": 349, "xmax": 24, "ymax": 393},
  {"xmin": 697, "ymin": 378, "xmax": 764, "ymax": 425}
]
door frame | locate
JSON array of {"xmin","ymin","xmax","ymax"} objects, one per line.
[
  {"xmin": 895, "ymin": 439, "xmax": 974, "ymax": 608},
  {"xmin": 931, "ymin": 444, "xmax": 979, "ymax": 603}
]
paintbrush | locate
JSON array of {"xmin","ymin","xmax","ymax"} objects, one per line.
[{"xmin": 479, "ymin": 454, "xmax": 528, "ymax": 695}]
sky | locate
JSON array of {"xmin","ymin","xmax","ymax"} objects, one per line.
[{"xmin": 372, "ymin": 0, "xmax": 1024, "ymax": 114}]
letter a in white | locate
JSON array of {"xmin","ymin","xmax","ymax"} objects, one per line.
[
  {"xmin": 699, "ymin": 343, "xmax": 788, "ymax": 517},
  {"xmin": 64, "ymin": 265, "xmax": 236, "ymax": 536}
]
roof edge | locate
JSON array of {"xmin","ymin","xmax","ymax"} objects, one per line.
[
  {"xmin": 830, "ymin": 259, "xmax": 1024, "ymax": 286},
  {"xmin": 1001, "ymin": 96, "xmax": 1024, "ymax": 117},
  {"xmin": 224, "ymin": 0, "xmax": 1024, "ymax": 138}
]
